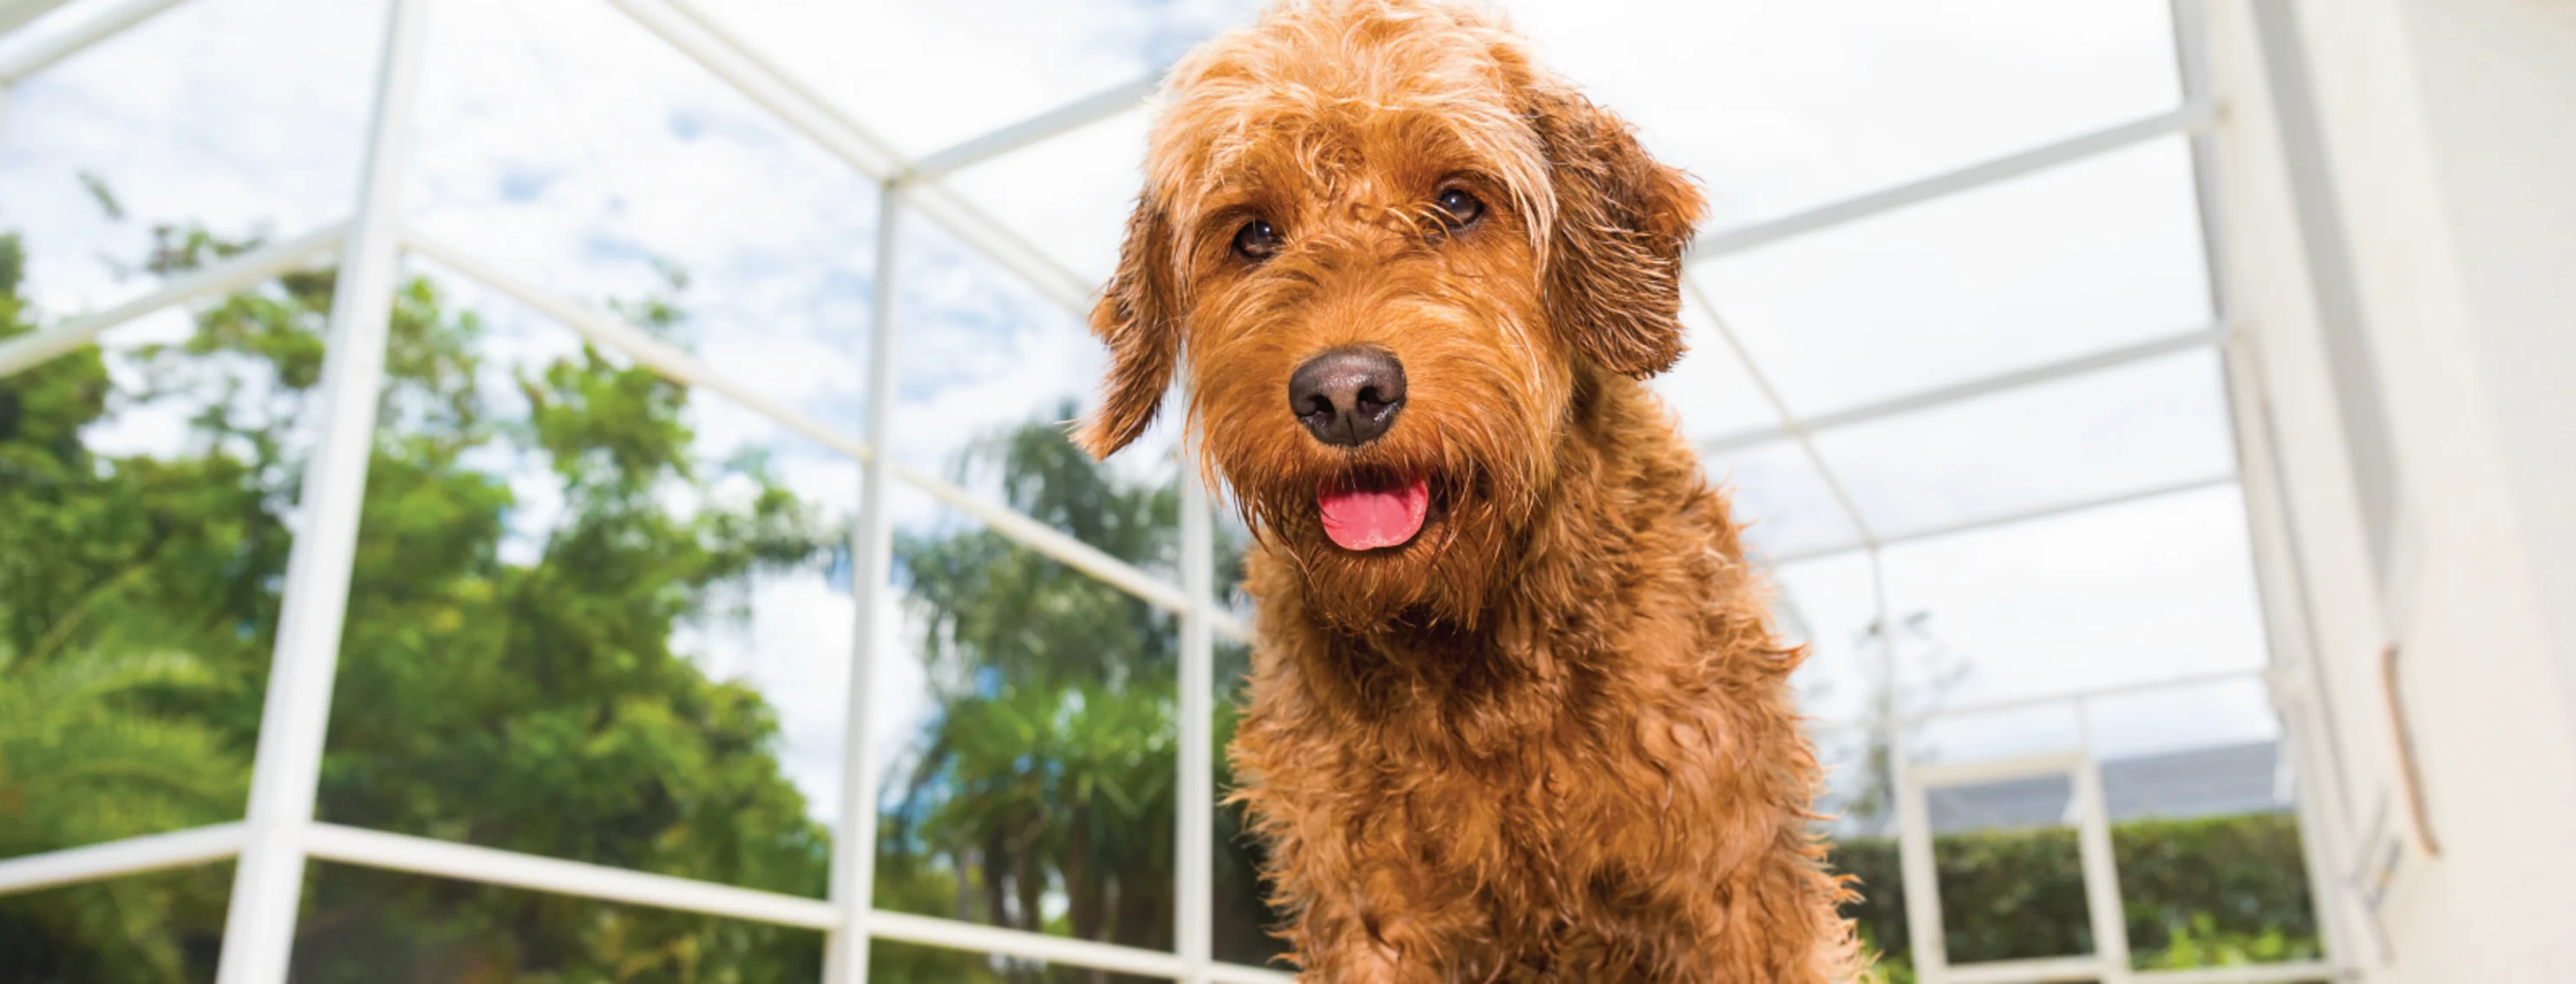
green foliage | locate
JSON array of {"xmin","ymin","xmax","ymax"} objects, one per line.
[
  {"xmin": 1830, "ymin": 810, "xmax": 2320, "ymax": 972},
  {"xmin": 0, "ymin": 223, "xmax": 836, "ymax": 981},
  {"xmin": 879, "ymin": 400, "xmax": 1184, "ymax": 980},
  {"xmin": 0, "ymin": 652, "xmax": 243, "ymax": 983}
]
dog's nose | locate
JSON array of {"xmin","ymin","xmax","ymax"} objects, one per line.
[{"xmin": 1288, "ymin": 346, "xmax": 1407, "ymax": 448}]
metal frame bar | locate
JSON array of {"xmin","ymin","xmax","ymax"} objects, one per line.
[
  {"xmin": 821, "ymin": 180, "xmax": 906, "ymax": 984},
  {"xmin": 2180, "ymin": 0, "xmax": 2356, "ymax": 971},
  {"xmin": 0, "ymin": 220, "xmax": 346, "ymax": 377},
  {"xmin": 213, "ymin": 2, "xmax": 431, "ymax": 981},
  {"xmin": 1880, "ymin": 666, "xmax": 2265, "ymax": 736},
  {"xmin": 901, "ymin": 180, "xmax": 1096, "ymax": 314},
  {"xmin": 0, "ymin": 0, "xmax": 189, "ymax": 82},
  {"xmin": 0, "ymin": 0, "xmax": 2326, "ymax": 979},
  {"xmin": 400, "ymin": 227, "xmax": 1248, "ymax": 643},
  {"xmin": 304, "ymin": 822, "xmax": 841, "ymax": 929},
  {"xmin": 1901, "ymin": 748, "xmax": 2130, "ymax": 984},
  {"xmin": 594, "ymin": 0, "xmax": 902, "ymax": 177},
  {"xmin": 2072, "ymin": 742, "xmax": 2135, "ymax": 981},
  {"xmin": 906, "ymin": 70, "xmax": 1161, "ymax": 183},
  {"xmin": 1800, "ymin": 661, "xmax": 2273, "ymax": 746},
  {"xmin": 2244, "ymin": 0, "xmax": 2403, "ymax": 588},
  {"xmin": 599, "ymin": 0, "xmax": 1095, "ymax": 315},
  {"xmin": 1177, "ymin": 414, "xmax": 1217, "ymax": 984},
  {"xmin": 0, "ymin": 818, "xmax": 1301, "ymax": 983},
  {"xmin": 1681, "ymin": 272, "xmax": 1880, "ymax": 551},
  {"xmin": 0, "ymin": 0, "xmax": 75, "ymax": 41},
  {"xmin": 0, "ymin": 822, "xmax": 245, "ymax": 895},
  {"xmin": 1769, "ymin": 472, "xmax": 2239, "ymax": 567},
  {"xmin": 2135, "ymin": 964, "xmax": 2334, "ymax": 984},
  {"xmin": 1690, "ymin": 102, "xmax": 2215, "ymax": 259},
  {"xmin": 402, "ymin": 230, "xmax": 874, "ymax": 462},
  {"xmin": 2222, "ymin": 332, "xmax": 2364, "ymax": 966},
  {"xmin": 1927, "ymin": 957, "xmax": 2336, "ymax": 984},
  {"xmin": 1698, "ymin": 325, "xmax": 2226, "ymax": 456}
]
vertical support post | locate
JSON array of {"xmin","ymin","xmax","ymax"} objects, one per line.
[
  {"xmin": 2070, "ymin": 707, "xmax": 2132, "ymax": 983},
  {"xmin": 212, "ymin": 1, "xmax": 430, "ymax": 981},
  {"xmin": 0, "ymin": 83, "xmax": 13, "ymax": 146},
  {"xmin": 1879, "ymin": 551, "xmax": 1948, "ymax": 984},
  {"xmin": 2226, "ymin": 329, "xmax": 2362, "ymax": 966},
  {"xmin": 2246, "ymin": 0, "xmax": 2404, "ymax": 589},
  {"xmin": 2187, "ymin": 0, "xmax": 2355, "ymax": 968},
  {"xmin": 1892, "ymin": 750, "xmax": 1946, "ymax": 984},
  {"xmin": 823, "ymin": 180, "xmax": 905, "ymax": 984},
  {"xmin": 2169, "ymin": 0, "xmax": 2229, "ymax": 323},
  {"xmin": 1177, "ymin": 432, "xmax": 1215, "ymax": 983}
]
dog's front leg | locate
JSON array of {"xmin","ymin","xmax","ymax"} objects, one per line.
[{"xmin": 1286, "ymin": 863, "xmax": 1487, "ymax": 983}]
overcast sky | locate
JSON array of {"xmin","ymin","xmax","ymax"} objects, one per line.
[{"xmin": 0, "ymin": 0, "xmax": 2274, "ymax": 845}]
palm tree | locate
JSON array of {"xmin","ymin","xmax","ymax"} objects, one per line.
[
  {"xmin": 881, "ymin": 405, "xmax": 1182, "ymax": 981},
  {"xmin": 0, "ymin": 643, "xmax": 245, "ymax": 983}
]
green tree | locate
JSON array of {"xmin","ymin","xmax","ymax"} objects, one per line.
[
  {"xmin": 874, "ymin": 411, "xmax": 1297, "ymax": 979},
  {"xmin": 879, "ymin": 408, "xmax": 1181, "ymax": 983},
  {"xmin": 0, "ymin": 220, "xmax": 840, "ymax": 981},
  {"xmin": 0, "ymin": 203, "xmax": 1295, "ymax": 981}
]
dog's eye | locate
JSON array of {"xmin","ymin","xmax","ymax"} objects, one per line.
[
  {"xmin": 1232, "ymin": 219, "xmax": 1280, "ymax": 261},
  {"xmin": 1435, "ymin": 188, "xmax": 1485, "ymax": 228}
]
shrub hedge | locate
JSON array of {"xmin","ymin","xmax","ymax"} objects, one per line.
[{"xmin": 1828, "ymin": 810, "xmax": 2321, "ymax": 972}]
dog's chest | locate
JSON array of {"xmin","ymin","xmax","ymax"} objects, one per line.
[{"xmin": 1368, "ymin": 699, "xmax": 1697, "ymax": 880}]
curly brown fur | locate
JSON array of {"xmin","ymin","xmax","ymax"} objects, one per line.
[{"xmin": 1078, "ymin": 1, "xmax": 1865, "ymax": 979}]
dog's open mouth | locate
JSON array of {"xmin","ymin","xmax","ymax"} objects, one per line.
[{"xmin": 1317, "ymin": 474, "xmax": 1431, "ymax": 551}]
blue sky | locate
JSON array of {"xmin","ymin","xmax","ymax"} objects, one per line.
[{"xmin": 0, "ymin": 0, "xmax": 2274, "ymax": 838}]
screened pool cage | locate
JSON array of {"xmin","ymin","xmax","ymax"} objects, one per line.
[{"xmin": 0, "ymin": 0, "xmax": 2346, "ymax": 981}]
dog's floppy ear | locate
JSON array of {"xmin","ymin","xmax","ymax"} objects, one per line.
[
  {"xmin": 1529, "ymin": 86, "xmax": 1707, "ymax": 379},
  {"xmin": 1076, "ymin": 191, "xmax": 1182, "ymax": 458}
]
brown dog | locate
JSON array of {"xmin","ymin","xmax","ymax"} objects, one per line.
[{"xmin": 1076, "ymin": 1, "xmax": 1861, "ymax": 979}]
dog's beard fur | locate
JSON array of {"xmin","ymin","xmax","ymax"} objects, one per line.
[
  {"xmin": 1239, "ymin": 457, "xmax": 1517, "ymax": 635},
  {"xmin": 1188, "ymin": 249, "xmax": 1569, "ymax": 635}
]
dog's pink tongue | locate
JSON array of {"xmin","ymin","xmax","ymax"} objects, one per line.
[{"xmin": 1318, "ymin": 477, "xmax": 1430, "ymax": 551}]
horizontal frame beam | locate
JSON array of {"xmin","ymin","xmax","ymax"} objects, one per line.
[
  {"xmin": 0, "ymin": 0, "xmax": 188, "ymax": 82},
  {"xmin": 0, "ymin": 0, "xmax": 75, "ymax": 38},
  {"xmin": 1206, "ymin": 965, "xmax": 1298, "ymax": 984},
  {"xmin": 1, "ymin": 822, "xmax": 1296, "ymax": 981},
  {"xmin": 0, "ymin": 822, "xmax": 245, "ymax": 895},
  {"xmin": 1699, "ymin": 325, "xmax": 2226, "ymax": 456},
  {"xmin": 1942, "ymin": 954, "xmax": 2108, "ymax": 984},
  {"xmin": 0, "ymin": 220, "xmax": 346, "ymax": 379},
  {"xmin": 1920, "ymin": 668, "xmax": 2265, "ymax": 732},
  {"xmin": 402, "ymin": 229, "xmax": 1247, "ymax": 643},
  {"xmin": 904, "ymin": 70, "xmax": 1161, "ymax": 184},
  {"xmin": 2135, "ymin": 962, "xmax": 2335, "ymax": 984},
  {"xmin": 401, "ymin": 231, "xmax": 875, "ymax": 462},
  {"xmin": 1934, "ymin": 959, "xmax": 2337, "ymax": 984},
  {"xmin": 902, "ymin": 179, "xmax": 1096, "ymax": 315},
  {"xmin": 304, "ymin": 822, "xmax": 840, "ymax": 929},
  {"xmin": 871, "ymin": 909, "xmax": 1182, "ymax": 979},
  {"xmin": 1677, "ymin": 273, "xmax": 1883, "ymax": 550},
  {"xmin": 1768, "ymin": 473, "xmax": 2239, "ymax": 567},
  {"xmin": 1932, "ymin": 940, "xmax": 2331, "ymax": 981},
  {"xmin": 1912, "ymin": 751, "xmax": 2086, "ymax": 789},
  {"xmin": 1691, "ymin": 102, "xmax": 2215, "ymax": 259},
  {"xmin": 601, "ymin": 0, "xmax": 1097, "ymax": 318},
  {"xmin": 597, "ymin": 0, "xmax": 904, "ymax": 178},
  {"xmin": 1807, "ymin": 666, "xmax": 2268, "ymax": 737}
]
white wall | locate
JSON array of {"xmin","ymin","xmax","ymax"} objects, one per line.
[{"xmin": 2211, "ymin": 1, "xmax": 2576, "ymax": 981}]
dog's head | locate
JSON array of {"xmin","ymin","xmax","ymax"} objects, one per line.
[{"xmin": 1079, "ymin": 0, "xmax": 1704, "ymax": 629}]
